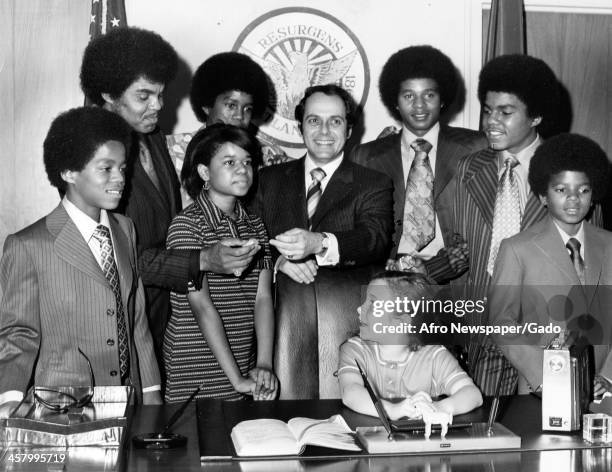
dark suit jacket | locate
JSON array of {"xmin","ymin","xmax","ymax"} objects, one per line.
[
  {"xmin": 351, "ymin": 126, "xmax": 487, "ymax": 281},
  {"xmin": 489, "ymin": 216, "xmax": 612, "ymax": 389},
  {"xmin": 253, "ymin": 156, "xmax": 394, "ymax": 267},
  {"xmin": 0, "ymin": 205, "xmax": 160, "ymax": 399},
  {"xmin": 119, "ymin": 130, "xmax": 199, "ymax": 350},
  {"xmin": 252, "ymin": 156, "xmax": 393, "ymax": 399}
]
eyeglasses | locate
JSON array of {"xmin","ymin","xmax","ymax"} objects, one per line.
[{"xmin": 34, "ymin": 348, "xmax": 95, "ymax": 414}]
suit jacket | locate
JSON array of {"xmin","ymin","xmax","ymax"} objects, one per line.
[
  {"xmin": 119, "ymin": 130, "xmax": 199, "ymax": 350},
  {"xmin": 252, "ymin": 156, "xmax": 393, "ymax": 399},
  {"xmin": 253, "ymin": 156, "xmax": 394, "ymax": 267},
  {"xmin": 489, "ymin": 216, "xmax": 612, "ymax": 389},
  {"xmin": 0, "ymin": 205, "xmax": 160, "ymax": 399},
  {"xmin": 351, "ymin": 126, "xmax": 487, "ymax": 281}
]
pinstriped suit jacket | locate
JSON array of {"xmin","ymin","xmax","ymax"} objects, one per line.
[
  {"xmin": 0, "ymin": 204, "xmax": 160, "ymax": 399},
  {"xmin": 350, "ymin": 126, "xmax": 487, "ymax": 259}
]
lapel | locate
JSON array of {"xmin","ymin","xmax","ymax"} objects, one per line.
[
  {"xmin": 285, "ymin": 157, "xmax": 308, "ymax": 227},
  {"xmin": 310, "ymin": 158, "xmax": 353, "ymax": 230},
  {"xmin": 434, "ymin": 127, "xmax": 461, "ymax": 201},
  {"xmin": 463, "ymin": 148, "xmax": 498, "ymax": 228},
  {"xmin": 532, "ymin": 216, "xmax": 582, "ymax": 286},
  {"xmin": 583, "ymin": 222, "xmax": 604, "ymax": 304},
  {"xmin": 522, "ymin": 193, "xmax": 547, "ymax": 230},
  {"xmin": 47, "ymin": 205, "xmax": 109, "ymax": 288},
  {"xmin": 108, "ymin": 213, "xmax": 136, "ymax": 315}
]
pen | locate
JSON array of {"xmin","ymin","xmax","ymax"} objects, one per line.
[
  {"xmin": 356, "ymin": 360, "xmax": 394, "ymax": 441},
  {"xmin": 487, "ymin": 372, "xmax": 504, "ymax": 434}
]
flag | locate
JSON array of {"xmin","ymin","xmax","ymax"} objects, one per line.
[
  {"xmin": 485, "ymin": 0, "xmax": 525, "ymax": 62},
  {"xmin": 89, "ymin": 0, "xmax": 127, "ymax": 41}
]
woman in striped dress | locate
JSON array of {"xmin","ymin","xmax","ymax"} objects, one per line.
[{"xmin": 163, "ymin": 124, "xmax": 278, "ymax": 402}]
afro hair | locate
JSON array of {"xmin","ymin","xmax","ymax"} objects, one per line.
[
  {"xmin": 44, "ymin": 107, "xmax": 132, "ymax": 194},
  {"xmin": 478, "ymin": 54, "xmax": 558, "ymax": 122},
  {"xmin": 190, "ymin": 52, "xmax": 270, "ymax": 123},
  {"xmin": 80, "ymin": 27, "xmax": 178, "ymax": 106},
  {"xmin": 528, "ymin": 133, "xmax": 610, "ymax": 201},
  {"xmin": 379, "ymin": 45, "xmax": 459, "ymax": 121}
]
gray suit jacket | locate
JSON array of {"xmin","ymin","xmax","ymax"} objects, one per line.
[
  {"xmin": 0, "ymin": 204, "xmax": 160, "ymax": 399},
  {"xmin": 489, "ymin": 216, "xmax": 612, "ymax": 389}
]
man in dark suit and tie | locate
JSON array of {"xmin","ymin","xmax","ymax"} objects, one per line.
[
  {"xmin": 351, "ymin": 46, "xmax": 487, "ymax": 282},
  {"xmin": 453, "ymin": 54, "xmax": 603, "ymax": 395},
  {"xmin": 0, "ymin": 107, "xmax": 161, "ymax": 418},
  {"xmin": 80, "ymin": 28, "xmax": 259, "ymax": 369},
  {"xmin": 253, "ymin": 85, "xmax": 393, "ymax": 399}
]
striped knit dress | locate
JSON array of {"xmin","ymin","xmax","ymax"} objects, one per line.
[{"xmin": 163, "ymin": 191, "xmax": 271, "ymax": 402}]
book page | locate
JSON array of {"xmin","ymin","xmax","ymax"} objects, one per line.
[
  {"xmin": 231, "ymin": 419, "xmax": 302, "ymax": 456},
  {"xmin": 287, "ymin": 414, "xmax": 361, "ymax": 451}
]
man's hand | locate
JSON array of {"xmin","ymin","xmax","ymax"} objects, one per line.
[
  {"xmin": 142, "ymin": 390, "xmax": 163, "ymax": 405},
  {"xmin": 248, "ymin": 367, "xmax": 279, "ymax": 400},
  {"xmin": 270, "ymin": 229, "xmax": 323, "ymax": 260},
  {"xmin": 200, "ymin": 238, "xmax": 260, "ymax": 276},
  {"xmin": 0, "ymin": 401, "xmax": 21, "ymax": 419},
  {"xmin": 387, "ymin": 254, "xmax": 427, "ymax": 274},
  {"xmin": 277, "ymin": 256, "xmax": 317, "ymax": 284}
]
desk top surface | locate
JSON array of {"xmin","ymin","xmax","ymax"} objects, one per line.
[{"xmin": 2, "ymin": 395, "xmax": 612, "ymax": 472}]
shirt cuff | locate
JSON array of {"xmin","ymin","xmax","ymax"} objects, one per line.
[
  {"xmin": 0, "ymin": 390, "xmax": 24, "ymax": 405},
  {"xmin": 315, "ymin": 232, "xmax": 339, "ymax": 266},
  {"xmin": 142, "ymin": 385, "xmax": 161, "ymax": 393}
]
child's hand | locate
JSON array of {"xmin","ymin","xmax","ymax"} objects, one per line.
[
  {"xmin": 249, "ymin": 367, "xmax": 279, "ymax": 400},
  {"xmin": 232, "ymin": 376, "xmax": 256, "ymax": 395}
]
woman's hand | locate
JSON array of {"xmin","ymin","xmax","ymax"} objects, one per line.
[{"xmin": 249, "ymin": 367, "xmax": 279, "ymax": 400}]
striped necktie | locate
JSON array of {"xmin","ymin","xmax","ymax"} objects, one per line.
[
  {"xmin": 92, "ymin": 225, "xmax": 130, "ymax": 383},
  {"xmin": 307, "ymin": 168, "xmax": 326, "ymax": 230},
  {"xmin": 487, "ymin": 154, "xmax": 520, "ymax": 275}
]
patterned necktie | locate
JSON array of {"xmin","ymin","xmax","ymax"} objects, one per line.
[
  {"xmin": 92, "ymin": 225, "xmax": 130, "ymax": 382},
  {"xmin": 566, "ymin": 237, "xmax": 585, "ymax": 285},
  {"xmin": 399, "ymin": 139, "xmax": 434, "ymax": 252},
  {"xmin": 307, "ymin": 168, "xmax": 326, "ymax": 230},
  {"xmin": 487, "ymin": 154, "xmax": 521, "ymax": 275}
]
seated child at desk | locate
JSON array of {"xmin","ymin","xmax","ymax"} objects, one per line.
[
  {"xmin": 338, "ymin": 271, "xmax": 482, "ymax": 424},
  {"xmin": 489, "ymin": 133, "xmax": 612, "ymax": 394}
]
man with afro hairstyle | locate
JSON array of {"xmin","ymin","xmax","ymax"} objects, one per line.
[
  {"xmin": 489, "ymin": 133, "xmax": 612, "ymax": 395},
  {"xmin": 167, "ymin": 51, "xmax": 289, "ymax": 197},
  {"xmin": 81, "ymin": 28, "xmax": 259, "ymax": 374},
  {"xmin": 351, "ymin": 45, "xmax": 486, "ymax": 283},
  {"xmin": 453, "ymin": 54, "xmax": 603, "ymax": 395}
]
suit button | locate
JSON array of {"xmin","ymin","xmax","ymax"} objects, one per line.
[
  {"xmin": 396, "ymin": 219, "xmax": 402, "ymax": 225},
  {"xmin": 107, "ymin": 308, "xmax": 114, "ymax": 316},
  {"xmin": 107, "ymin": 338, "xmax": 115, "ymax": 346},
  {"xmin": 110, "ymin": 370, "xmax": 118, "ymax": 377}
]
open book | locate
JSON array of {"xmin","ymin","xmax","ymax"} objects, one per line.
[{"xmin": 230, "ymin": 414, "xmax": 361, "ymax": 456}]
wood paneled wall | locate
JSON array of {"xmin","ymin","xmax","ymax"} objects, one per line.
[{"xmin": 0, "ymin": 0, "xmax": 89, "ymax": 248}]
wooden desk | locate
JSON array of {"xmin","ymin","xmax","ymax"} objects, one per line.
[{"xmin": 3, "ymin": 396, "xmax": 612, "ymax": 471}]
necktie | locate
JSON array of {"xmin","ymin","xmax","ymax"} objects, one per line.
[
  {"xmin": 487, "ymin": 154, "xmax": 521, "ymax": 275},
  {"xmin": 139, "ymin": 140, "xmax": 162, "ymax": 193},
  {"xmin": 307, "ymin": 168, "xmax": 326, "ymax": 230},
  {"xmin": 92, "ymin": 225, "xmax": 130, "ymax": 383},
  {"xmin": 399, "ymin": 139, "xmax": 434, "ymax": 252},
  {"xmin": 566, "ymin": 237, "xmax": 585, "ymax": 285}
]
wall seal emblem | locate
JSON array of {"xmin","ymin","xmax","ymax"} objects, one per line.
[{"xmin": 233, "ymin": 7, "xmax": 369, "ymax": 149}]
